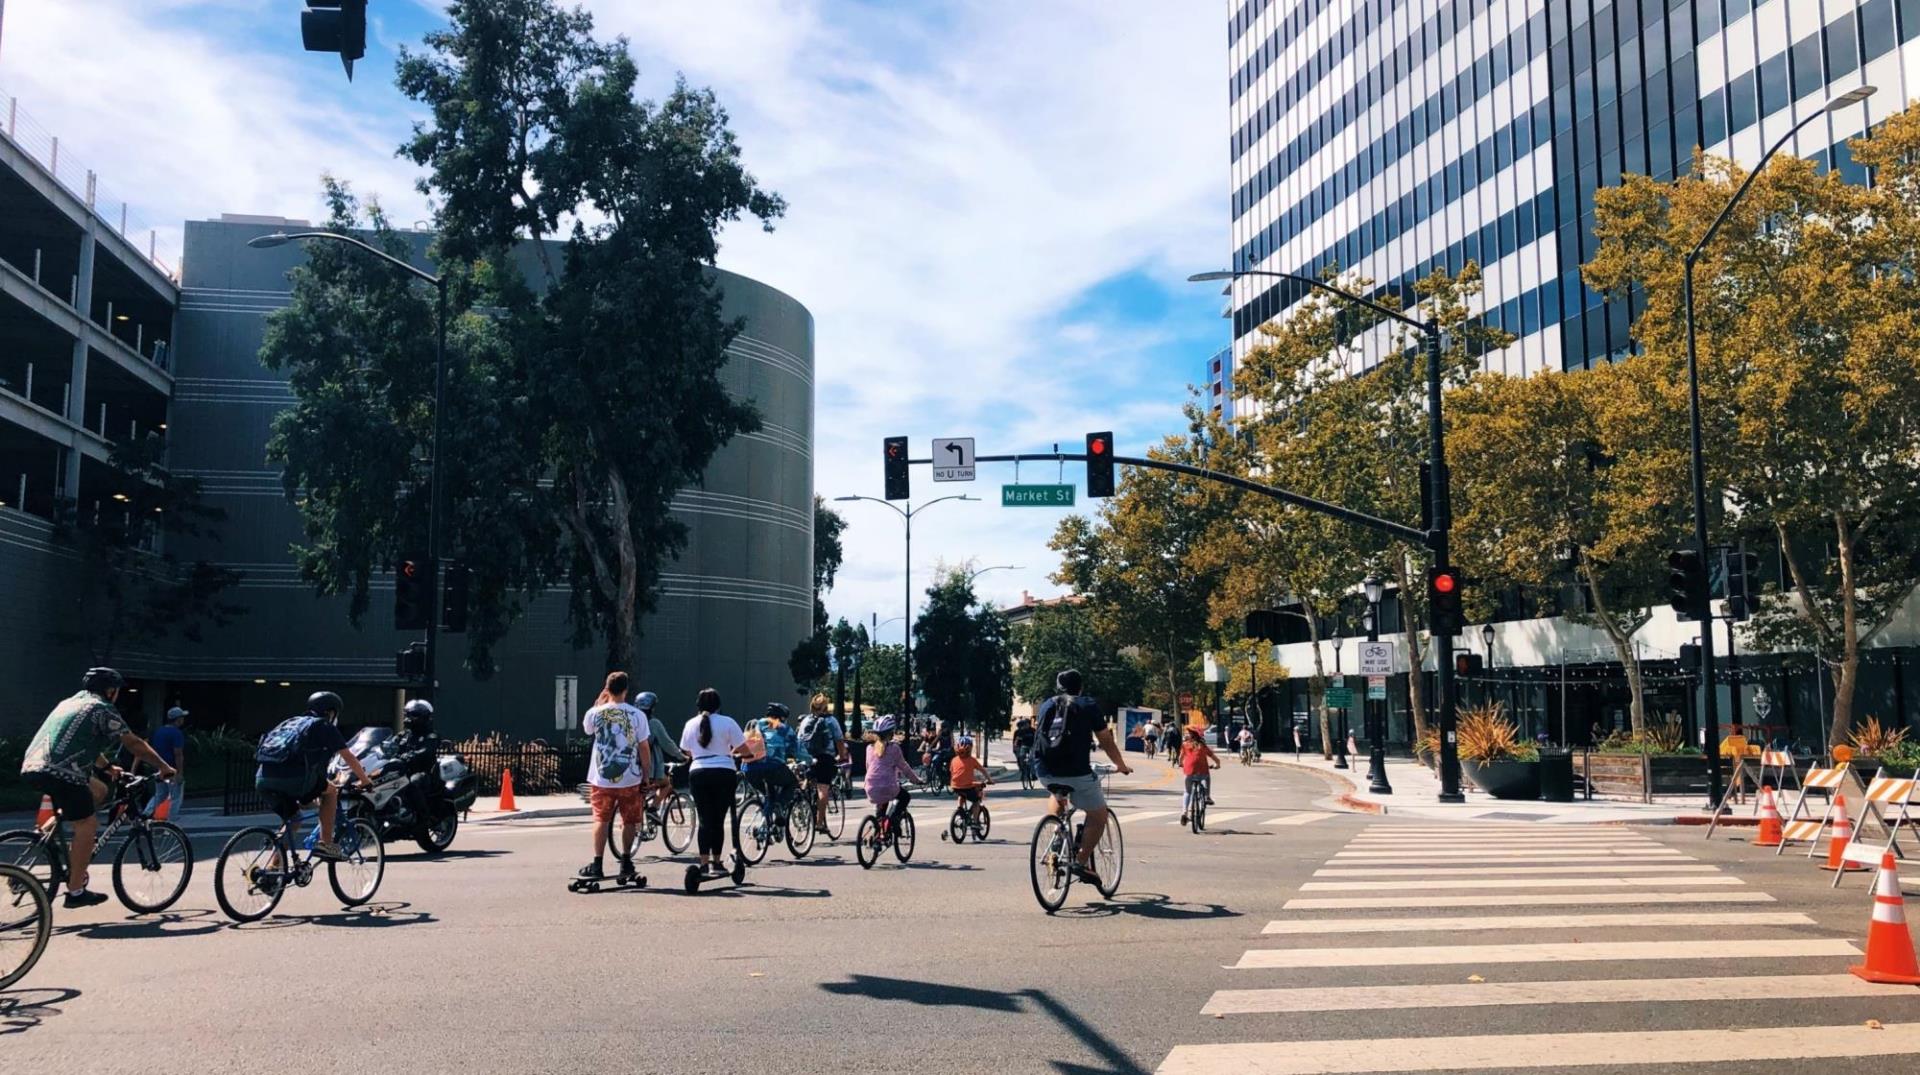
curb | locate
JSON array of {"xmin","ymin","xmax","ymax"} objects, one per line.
[
  {"xmin": 470, "ymin": 806, "xmax": 592, "ymax": 824},
  {"xmin": 1265, "ymin": 759, "xmax": 1387, "ymax": 815}
]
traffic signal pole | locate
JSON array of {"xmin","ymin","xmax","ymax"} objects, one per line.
[
  {"xmin": 423, "ymin": 275, "xmax": 448, "ymax": 702},
  {"xmin": 1423, "ymin": 326, "xmax": 1464, "ymax": 803}
]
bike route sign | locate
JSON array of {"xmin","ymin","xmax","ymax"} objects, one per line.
[{"xmin": 1001, "ymin": 483, "xmax": 1076, "ymax": 507}]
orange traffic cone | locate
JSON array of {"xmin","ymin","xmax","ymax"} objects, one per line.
[
  {"xmin": 1850, "ymin": 852, "xmax": 1920, "ymax": 984},
  {"xmin": 497, "ymin": 768, "xmax": 517, "ymax": 812},
  {"xmin": 1754, "ymin": 785, "xmax": 1784, "ymax": 847},
  {"xmin": 1822, "ymin": 794, "xmax": 1869, "ymax": 873},
  {"xmin": 34, "ymin": 796, "xmax": 54, "ymax": 828}
]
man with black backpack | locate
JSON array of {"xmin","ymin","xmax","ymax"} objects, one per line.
[
  {"xmin": 799, "ymin": 693, "xmax": 845, "ymax": 828},
  {"xmin": 255, "ymin": 691, "xmax": 373, "ymax": 861},
  {"xmin": 1034, "ymin": 669, "xmax": 1132, "ymax": 885}
]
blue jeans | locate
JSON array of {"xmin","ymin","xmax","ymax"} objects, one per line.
[{"xmin": 147, "ymin": 778, "xmax": 184, "ymax": 819}]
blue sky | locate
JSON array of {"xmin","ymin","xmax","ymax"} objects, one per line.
[{"xmin": 0, "ymin": 0, "xmax": 1226, "ymax": 643}]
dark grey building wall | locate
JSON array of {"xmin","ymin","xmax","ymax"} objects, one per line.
[{"xmin": 148, "ymin": 218, "xmax": 814, "ymax": 739}]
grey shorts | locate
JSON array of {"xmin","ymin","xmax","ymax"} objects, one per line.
[{"xmin": 1038, "ymin": 770, "xmax": 1106, "ymax": 812}]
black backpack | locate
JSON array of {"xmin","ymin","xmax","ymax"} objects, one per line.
[
  {"xmin": 803, "ymin": 715, "xmax": 835, "ymax": 759},
  {"xmin": 1040, "ymin": 694, "xmax": 1075, "ymax": 752}
]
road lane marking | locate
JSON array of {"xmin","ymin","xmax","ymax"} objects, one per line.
[
  {"xmin": 1332, "ymin": 849, "xmax": 1684, "ymax": 859},
  {"xmin": 1313, "ymin": 864, "xmax": 1720, "ymax": 877},
  {"xmin": 1258, "ymin": 910, "xmax": 1814, "ymax": 934},
  {"xmin": 1284, "ymin": 890, "xmax": 1776, "ymax": 909},
  {"xmin": 1301, "ymin": 875, "xmax": 1745, "ymax": 890},
  {"xmin": 1198, "ymin": 811, "xmax": 1255, "ymax": 825},
  {"xmin": 1156, "ymin": 1022, "xmax": 1920, "ymax": 1074},
  {"xmin": 1230, "ymin": 938, "xmax": 1856, "ymax": 969},
  {"xmin": 1201, "ymin": 972, "xmax": 1877, "ymax": 1015},
  {"xmin": 1263, "ymin": 812, "xmax": 1333, "ymax": 826},
  {"xmin": 1339, "ymin": 839, "xmax": 1668, "ymax": 849},
  {"xmin": 1116, "ymin": 810, "xmax": 1180, "ymax": 823}
]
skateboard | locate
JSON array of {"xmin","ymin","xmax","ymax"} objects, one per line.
[{"xmin": 569, "ymin": 857, "xmax": 647, "ymax": 893}]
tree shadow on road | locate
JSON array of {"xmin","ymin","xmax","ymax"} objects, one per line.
[
  {"xmin": 0, "ymin": 987, "xmax": 80, "ymax": 1035},
  {"xmin": 674, "ymin": 882, "xmax": 832, "ymax": 899},
  {"xmin": 56, "ymin": 907, "xmax": 224, "ymax": 940},
  {"xmin": 228, "ymin": 900, "xmax": 436, "ymax": 930},
  {"xmin": 386, "ymin": 848, "xmax": 511, "ymax": 862},
  {"xmin": 819, "ymin": 975, "xmax": 1146, "ymax": 1074},
  {"xmin": 1054, "ymin": 893, "xmax": 1241, "ymax": 922},
  {"xmin": 897, "ymin": 860, "xmax": 981, "ymax": 872}
]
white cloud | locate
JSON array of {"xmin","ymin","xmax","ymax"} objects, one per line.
[{"xmin": 1, "ymin": 0, "xmax": 1224, "ymax": 645}]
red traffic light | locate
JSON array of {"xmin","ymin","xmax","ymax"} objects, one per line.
[
  {"xmin": 401, "ymin": 561, "xmax": 418, "ymax": 579},
  {"xmin": 1090, "ymin": 437, "xmax": 1108, "ymax": 455},
  {"xmin": 886, "ymin": 442, "xmax": 902, "ymax": 458},
  {"xmin": 1432, "ymin": 571, "xmax": 1458, "ymax": 594}
]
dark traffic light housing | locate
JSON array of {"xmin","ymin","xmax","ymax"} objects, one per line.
[
  {"xmin": 1668, "ymin": 548, "xmax": 1708, "ymax": 621},
  {"xmin": 302, "ymin": 1, "xmax": 367, "ymax": 80},
  {"xmin": 1086, "ymin": 431, "xmax": 1114, "ymax": 498},
  {"xmin": 395, "ymin": 641, "xmax": 427, "ymax": 679},
  {"xmin": 1454, "ymin": 652, "xmax": 1484, "ymax": 676},
  {"xmin": 395, "ymin": 556, "xmax": 435, "ymax": 631},
  {"xmin": 883, "ymin": 436, "xmax": 909, "ymax": 500},
  {"xmin": 1427, "ymin": 566, "xmax": 1463, "ymax": 638},
  {"xmin": 1725, "ymin": 549, "xmax": 1760, "ymax": 621},
  {"xmin": 441, "ymin": 562, "xmax": 470, "ymax": 634}
]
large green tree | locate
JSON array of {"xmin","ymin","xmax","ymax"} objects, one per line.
[
  {"xmin": 262, "ymin": 1, "xmax": 782, "ymax": 675},
  {"xmin": 788, "ymin": 497, "xmax": 848, "ymax": 689},
  {"xmin": 911, "ymin": 569, "xmax": 1014, "ymax": 735},
  {"xmin": 1009, "ymin": 602, "xmax": 1144, "ymax": 714},
  {"xmin": 1586, "ymin": 120, "xmax": 1920, "ymax": 743}
]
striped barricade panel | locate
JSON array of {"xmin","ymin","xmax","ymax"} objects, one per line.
[
  {"xmin": 1781, "ymin": 820, "xmax": 1825, "ymax": 843},
  {"xmin": 1804, "ymin": 766, "xmax": 1848, "ymax": 790},
  {"xmin": 1864, "ymin": 777, "xmax": 1915, "ymax": 804},
  {"xmin": 1760, "ymin": 750, "xmax": 1795, "ymax": 768}
]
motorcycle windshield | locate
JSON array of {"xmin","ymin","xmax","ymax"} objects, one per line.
[{"xmin": 345, "ymin": 726, "xmax": 395, "ymax": 760}]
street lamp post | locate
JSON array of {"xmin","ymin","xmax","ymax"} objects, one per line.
[
  {"xmin": 1679, "ymin": 85, "xmax": 1874, "ymax": 808},
  {"xmin": 835, "ymin": 494, "xmax": 976, "ymax": 721},
  {"xmin": 1190, "ymin": 268, "xmax": 1464, "ymax": 802},
  {"xmin": 1364, "ymin": 575, "xmax": 1392, "ymax": 794},
  {"xmin": 249, "ymin": 230, "xmax": 449, "ymax": 701},
  {"xmin": 1331, "ymin": 633, "xmax": 1348, "ymax": 769},
  {"xmin": 1481, "ymin": 623, "xmax": 1497, "ymax": 713}
]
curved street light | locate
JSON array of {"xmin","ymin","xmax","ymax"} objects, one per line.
[{"xmin": 833, "ymin": 494, "xmax": 978, "ymax": 717}]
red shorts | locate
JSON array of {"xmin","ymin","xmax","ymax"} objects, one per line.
[{"xmin": 590, "ymin": 784, "xmax": 646, "ymax": 826}]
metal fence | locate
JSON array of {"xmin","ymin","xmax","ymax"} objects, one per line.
[{"xmin": 456, "ymin": 745, "xmax": 590, "ymax": 797}]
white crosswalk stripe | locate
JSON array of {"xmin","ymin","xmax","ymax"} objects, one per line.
[
  {"xmin": 1262, "ymin": 812, "xmax": 1333, "ymax": 826},
  {"xmin": 1154, "ymin": 820, "xmax": 1913, "ymax": 1074}
]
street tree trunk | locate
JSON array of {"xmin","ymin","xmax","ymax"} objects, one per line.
[
  {"xmin": 1393, "ymin": 553, "xmax": 1432, "ymax": 759},
  {"xmin": 1305, "ymin": 609, "xmax": 1331, "ymax": 760},
  {"xmin": 1585, "ymin": 569, "xmax": 1647, "ymax": 735},
  {"xmin": 1833, "ymin": 512, "xmax": 1860, "ymax": 746}
]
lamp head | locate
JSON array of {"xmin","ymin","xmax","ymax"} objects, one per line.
[
  {"xmin": 1481, "ymin": 624, "xmax": 1496, "ymax": 646},
  {"xmin": 246, "ymin": 233, "xmax": 292, "ymax": 249},
  {"xmin": 1187, "ymin": 270, "xmax": 1236, "ymax": 283},
  {"xmin": 1363, "ymin": 575, "xmax": 1384, "ymax": 604},
  {"xmin": 1825, "ymin": 86, "xmax": 1876, "ymax": 111}
]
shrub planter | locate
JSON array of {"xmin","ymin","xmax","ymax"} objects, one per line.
[
  {"xmin": 1462, "ymin": 758, "xmax": 1541, "ymax": 800},
  {"xmin": 1582, "ymin": 752, "xmax": 1710, "ymax": 802}
]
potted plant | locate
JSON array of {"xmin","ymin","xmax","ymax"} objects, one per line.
[
  {"xmin": 1585, "ymin": 715, "xmax": 1704, "ymax": 800},
  {"xmin": 1851, "ymin": 717, "xmax": 1909, "ymax": 781},
  {"xmin": 1457, "ymin": 703, "xmax": 1541, "ymax": 800}
]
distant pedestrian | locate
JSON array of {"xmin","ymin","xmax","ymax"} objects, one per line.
[
  {"xmin": 147, "ymin": 706, "xmax": 189, "ymax": 819},
  {"xmin": 679, "ymin": 688, "xmax": 745, "ymax": 882}
]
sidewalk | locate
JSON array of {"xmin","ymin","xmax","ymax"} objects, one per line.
[{"xmin": 1270, "ymin": 749, "xmax": 1737, "ymax": 825}]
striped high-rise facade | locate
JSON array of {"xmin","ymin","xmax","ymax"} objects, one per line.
[{"xmin": 1226, "ymin": 0, "xmax": 1897, "ymax": 377}]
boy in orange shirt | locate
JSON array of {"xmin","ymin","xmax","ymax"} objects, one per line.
[{"xmin": 949, "ymin": 736, "xmax": 993, "ymax": 821}]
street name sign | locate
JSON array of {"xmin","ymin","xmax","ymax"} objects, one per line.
[
  {"xmin": 1358, "ymin": 641, "xmax": 1393, "ymax": 675},
  {"xmin": 1324, "ymin": 687, "xmax": 1356, "ymax": 708},
  {"xmin": 1002, "ymin": 483, "xmax": 1075, "ymax": 507},
  {"xmin": 932, "ymin": 437, "xmax": 976, "ymax": 482}
]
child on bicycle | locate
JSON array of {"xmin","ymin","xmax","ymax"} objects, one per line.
[
  {"xmin": 947, "ymin": 735, "xmax": 992, "ymax": 816},
  {"xmin": 862, "ymin": 715, "xmax": 916, "ymax": 829},
  {"xmin": 1178, "ymin": 726, "xmax": 1220, "ymax": 826}
]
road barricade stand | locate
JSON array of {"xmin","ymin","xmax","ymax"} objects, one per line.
[
  {"xmin": 1776, "ymin": 763, "xmax": 1856, "ymax": 856},
  {"xmin": 1832, "ymin": 775, "xmax": 1920, "ymax": 889}
]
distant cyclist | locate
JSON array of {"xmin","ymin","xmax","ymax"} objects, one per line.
[
  {"xmin": 1236, "ymin": 726, "xmax": 1256, "ymax": 764},
  {"xmin": 634, "ymin": 691, "xmax": 686, "ymax": 808},
  {"xmin": 948, "ymin": 736, "xmax": 991, "ymax": 812},
  {"xmin": 1011, "ymin": 717, "xmax": 1037, "ymax": 780},
  {"xmin": 254, "ymin": 691, "xmax": 372, "ymax": 862},
  {"xmin": 1178, "ymin": 726, "xmax": 1220, "ymax": 826},
  {"xmin": 744, "ymin": 703, "xmax": 809, "ymax": 818},
  {"xmin": 1034, "ymin": 669, "xmax": 1132, "ymax": 885},
  {"xmin": 798, "ymin": 693, "xmax": 846, "ymax": 826},
  {"xmin": 862, "ymin": 715, "xmax": 917, "ymax": 827},
  {"xmin": 20, "ymin": 668, "xmax": 177, "ymax": 908}
]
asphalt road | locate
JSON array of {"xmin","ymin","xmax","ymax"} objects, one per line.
[{"xmin": 10, "ymin": 759, "xmax": 1920, "ymax": 1074}]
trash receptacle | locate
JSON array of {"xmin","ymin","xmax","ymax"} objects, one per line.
[{"xmin": 1539, "ymin": 749, "xmax": 1575, "ymax": 802}]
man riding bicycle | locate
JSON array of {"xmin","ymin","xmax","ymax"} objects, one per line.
[
  {"xmin": 743, "ymin": 703, "xmax": 809, "ymax": 818},
  {"xmin": 1011, "ymin": 717, "xmax": 1037, "ymax": 780},
  {"xmin": 798, "ymin": 693, "xmax": 846, "ymax": 827},
  {"xmin": 1236, "ymin": 726, "xmax": 1257, "ymax": 763},
  {"xmin": 1034, "ymin": 669, "xmax": 1132, "ymax": 885},
  {"xmin": 20, "ymin": 667, "xmax": 177, "ymax": 908},
  {"xmin": 634, "ymin": 691, "xmax": 686, "ymax": 808},
  {"xmin": 253, "ymin": 692, "xmax": 372, "ymax": 862}
]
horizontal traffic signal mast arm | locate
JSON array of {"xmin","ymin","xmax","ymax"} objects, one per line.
[{"xmin": 905, "ymin": 451, "xmax": 1428, "ymax": 546}]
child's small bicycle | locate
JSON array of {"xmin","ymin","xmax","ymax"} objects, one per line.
[
  {"xmin": 942, "ymin": 786, "xmax": 993, "ymax": 844},
  {"xmin": 854, "ymin": 804, "xmax": 916, "ymax": 868}
]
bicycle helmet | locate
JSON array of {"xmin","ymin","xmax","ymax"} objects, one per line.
[
  {"xmin": 873, "ymin": 715, "xmax": 899, "ymax": 735},
  {"xmin": 307, "ymin": 691, "xmax": 344, "ymax": 718},
  {"xmin": 402, "ymin": 698, "xmax": 434, "ymax": 736},
  {"xmin": 634, "ymin": 691, "xmax": 658, "ymax": 713},
  {"xmin": 81, "ymin": 667, "xmax": 124, "ymax": 694},
  {"xmin": 764, "ymin": 702, "xmax": 790, "ymax": 721},
  {"xmin": 956, "ymin": 735, "xmax": 974, "ymax": 749}
]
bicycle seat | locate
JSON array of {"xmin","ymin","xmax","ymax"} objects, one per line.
[{"xmin": 1045, "ymin": 783, "xmax": 1076, "ymax": 796}]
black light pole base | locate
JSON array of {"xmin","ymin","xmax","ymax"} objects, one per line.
[
  {"xmin": 1333, "ymin": 724, "xmax": 1350, "ymax": 769},
  {"xmin": 1367, "ymin": 749, "xmax": 1392, "ymax": 794}
]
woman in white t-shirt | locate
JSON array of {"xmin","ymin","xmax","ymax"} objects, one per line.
[{"xmin": 679, "ymin": 687, "xmax": 746, "ymax": 880}]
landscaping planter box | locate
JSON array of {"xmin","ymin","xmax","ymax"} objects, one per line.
[
  {"xmin": 1463, "ymin": 758, "xmax": 1541, "ymax": 800},
  {"xmin": 1583, "ymin": 753, "xmax": 1709, "ymax": 801}
]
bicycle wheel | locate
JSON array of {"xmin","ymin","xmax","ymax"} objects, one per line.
[
  {"xmin": 786, "ymin": 799, "xmax": 816, "ymax": 858},
  {"xmin": 947, "ymin": 809, "xmax": 968, "ymax": 844},
  {"xmin": 661, "ymin": 793, "xmax": 694, "ymax": 855},
  {"xmin": 823, "ymin": 792, "xmax": 845, "ymax": 841},
  {"xmin": 214, "ymin": 827, "xmax": 288, "ymax": 923},
  {"xmin": 1028, "ymin": 816, "xmax": 1071, "ymax": 913},
  {"xmin": 894, "ymin": 812, "xmax": 916, "ymax": 862},
  {"xmin": 0, "ymin": 829, "xmax": 60, "ymax": 898},
  {"xmin": 738, "ymin": 794, "xmax": 773, "ymax": 865},
  {"xmin": 112, "ymin": 821, "xmax": 193, "ymax": 914},
  {"xmin": 1191, "ymin": 799, "xmax": 1206, "ymax": 833},
  {"xmin": 973, "ymin": 804, "xmax": 991, "ymax": 841},
  {"xmin": 1093, "ymin": 814, "xmax": 1124, "ymax": 898},
  {"xmin": 329, "ymin": 818, "xmax": 385, "ymax": 907},
  {"xmin": 0, "ymin": 864, "xmax": 51, "ymax": 991},
  {"xmin": 855, "ymin": 816, "xmax": 880, "ymax": 869}
]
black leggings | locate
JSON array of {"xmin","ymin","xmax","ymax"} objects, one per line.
[{"xmin": 689, "ymin": 767, "xmax": 737, "ymax": 858}]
